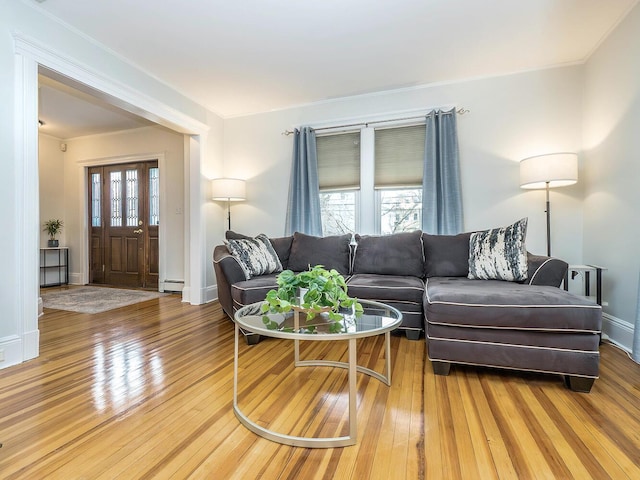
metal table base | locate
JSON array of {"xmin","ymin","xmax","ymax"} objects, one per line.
[{"xmin": 232, "ymin": 323, "xmax": 393, "ymax": 448}]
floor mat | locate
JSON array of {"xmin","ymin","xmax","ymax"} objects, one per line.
[{"xmin": 41, "ymin": 286, "xmax": 168, "ymax": 314}]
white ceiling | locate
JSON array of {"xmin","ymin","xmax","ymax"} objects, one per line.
[
  {"xmin": 38, "ymin": 75, "xmax": 154, "ymax": 139},
  {"xmin": 32, "ymin": 0, "xmax": 638, "ymax": 137}
]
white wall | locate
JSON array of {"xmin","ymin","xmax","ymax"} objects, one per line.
[
  {"xmin": 61, "ymin": 126, "xmax": 186, "ymax": 287},
  {"xmin": 223, "ymin": 66, "xmax": 585, "ymax": 263},
  {"xmin": 583, "ymin": 3, "xmax": 640, "ymax": 347},
  {"xmin": 38, "ymin": 134, "xmax": 66, "ymax": 248},
  {"xmin": 203, "ymin": 112, "xmax": 226, "ymax": 296}
]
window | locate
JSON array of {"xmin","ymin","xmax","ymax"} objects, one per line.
[
  {"xmin": 317, "ymin": 123, "xmax": 425, "ymax": 235},
  {"xmin": 317, "ymin": 132, "xmax": 360, "ymax": 235},
  {"xmin": 379, "ymin": 188, "xmax": 422, "ymax": 234},
  {"xmin": 320, "ymin": 190, "xmax": 357, "ymax": 235}
]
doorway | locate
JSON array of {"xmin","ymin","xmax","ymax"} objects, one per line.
[{"xmin": 88, "ymin": 160, "xmax": 159, "ymax": 289}]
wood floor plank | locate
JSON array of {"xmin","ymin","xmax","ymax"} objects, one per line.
[{"xmin": 0, "ymin": 294, "xmax": 639, "ymax": 479}]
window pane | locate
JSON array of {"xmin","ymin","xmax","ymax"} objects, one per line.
[
  {"xmin": 379, "ymin": 188, "xmax": 422, "ymax": 235},
  {"xmin": 320, "ymin": 190, "xmax": 357, "ymax": 235},
  {"xmin": 110, "ymin": 171, "xmax": 122, "ymax": 227},
  {"xmin": 125, "ymin": 169, "xmax": 139, "ymax": 227},
  {"xmin": 375, "ymin": 125, "xmax": 425, "ymax": 187},
  {"xmin": 91, "ymin": 173, "xmax": 101, "ymax": 227},
  {"xmin": 149, "ymin": 167, "xmax": 159, "ymax": 226},
  {"xmin": 317, "ymin": 132, "xmax": 360, "ymax": 189}
]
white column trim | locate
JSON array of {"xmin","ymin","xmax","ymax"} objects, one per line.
[
  {"xmin": 14, "ymin": 53, "xmax": 40, "ymax": 362},
  {"xmin": 186, "ymin": 135, "xmax": 205, "ymax": 304}
]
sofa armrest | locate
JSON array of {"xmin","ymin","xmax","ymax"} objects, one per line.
[
  {"xmin": 526, "ymin": 253, "xmax": 568, "ymax": 288},
  {"xmin": 213, "ymin": 245, "xmax": 246, "ymax": 319}
]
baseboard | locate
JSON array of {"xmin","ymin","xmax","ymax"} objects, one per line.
[
  {"xmin": 179, "ymin": 285, "xmax": 217, "ymax": 305},
  {"xmin": 602, "ymin": 313, "xmax": 633, "ymax": 353},
  {"xmin": 69, "ymin": 272, "xmax": 83, "ymax": 285},
  {"xmin": 204, "ymin": 285, "xmax": 218, "ymax": 304},
  {"xmin": 0, "ymin": 335, "xmax": 26, "ymax": 369},
  {"xmin": 161, "ymin": 280, "xmax": 184, "ymax": 293},
  {"xmin": 23, "ymin": 328, "xmax": 40, "ymax": 361}
]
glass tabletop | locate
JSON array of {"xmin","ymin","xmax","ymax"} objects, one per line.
[{"xmin": 234, "ymin": 299, "xmax": 403, "ymax": 341}]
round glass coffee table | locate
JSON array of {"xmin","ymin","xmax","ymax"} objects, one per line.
[{"xmin": 233, "ymin": 299, "xmax": 402, "ymax": 448}]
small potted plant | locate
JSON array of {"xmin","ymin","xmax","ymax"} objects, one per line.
[
  {"xmin": 43, "ymin": 219, "xmax": 63, "ymax": 247},
  {"xmin": 261, "ymin": 265, "xmax": 363, "ymax": 333}
]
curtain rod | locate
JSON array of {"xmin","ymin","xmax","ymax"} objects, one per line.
[{"xmin": 281, "ymin": 107, "xmax": 469, "ymax": 136}]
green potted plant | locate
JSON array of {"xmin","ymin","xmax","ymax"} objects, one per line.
[
  {"xmin": 261, "ymin": 265, "xmax": 363, "ymax": 332},
  {"xmin": 43, "ymin": 219, "xmax": 63, "ymax": 247}
]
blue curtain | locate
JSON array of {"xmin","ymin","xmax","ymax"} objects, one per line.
[
  {"xmin": 633, "ymin": 271, "xmax": 640, "ymax": 363},
  {"xmin": 285, "ymin": 127, "xmax": 323, "ymax": 236},
  {"xmin": 422, "ymin": 109, "xmax": 463, "ymax": 235}
]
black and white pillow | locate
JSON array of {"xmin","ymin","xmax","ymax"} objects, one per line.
[
  {"xmin": 226, "ymin": 233, "xmax": 283, "ymax": 280},
  {"xmin": 468, "ymin": 218, "xmax": 528, "ymax": 282}
]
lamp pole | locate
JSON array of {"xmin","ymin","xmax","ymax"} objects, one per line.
[{"xmin": 545, "ymin": 181, "xmax": 551, "ymax": 257}]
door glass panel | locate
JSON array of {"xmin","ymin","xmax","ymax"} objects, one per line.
[
  {"xmin": 125, "ymin": 169, "xmax": 139, "ymax": 227},
  {"xmin": 149, "ymin": 167, "xmax": 159, "ymax": 226},
  {"xmin": 110, "ymin": 171, "xmax": 122, "ymax": 227},
  {"xmin": 91, "ymin": 173, "xmax": 101, "ymax": 227}
]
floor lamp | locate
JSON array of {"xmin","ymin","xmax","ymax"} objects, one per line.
[
  {"xmin": 520, "ymin": 153, "xmax": 578, "ymax": 256},
  {"xmin": 211, "ymin": 178, "xmax": 246, "ymax": 231}
]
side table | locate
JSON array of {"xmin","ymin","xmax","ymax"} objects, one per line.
[
  {"xmin": 40, "ymin": 247, "xmax": 69, "ymax": 287},
  {"xmin": 564, "ymin": 264, "xmax": 606, "ymax": 306}
]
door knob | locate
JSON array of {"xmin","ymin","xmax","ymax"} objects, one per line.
[{"xmin": 133, "ymin": 229, "xmax": 143, "ymax": 234}]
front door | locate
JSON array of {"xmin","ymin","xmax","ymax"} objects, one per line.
[{"xmin": 88, "ymin": 161, "xmax": 159, "ymax": 289}]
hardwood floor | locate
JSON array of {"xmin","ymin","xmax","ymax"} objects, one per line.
[{"xmin": 1, "ymin": 294, "xmax": 639, "ymax": 479}]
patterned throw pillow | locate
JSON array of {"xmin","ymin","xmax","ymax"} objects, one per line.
[
  {"xmin": 226, "ymin": 234, "xmax": 283, "ymax": 280},
  {"xmin": 468, "ymin": 218, "xmax": 528, "ymax": 282}
]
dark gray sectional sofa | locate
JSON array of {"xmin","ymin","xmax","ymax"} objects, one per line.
[{"xmin": 213, "ymin": 229, "xmax": 602, "ymax": 392}]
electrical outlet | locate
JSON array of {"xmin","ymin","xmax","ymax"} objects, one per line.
[{"xmin": 602, "ymin": 301, "xmax": 609, "ymax": 307}]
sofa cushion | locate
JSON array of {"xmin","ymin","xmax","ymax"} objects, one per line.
[
  {"xmin": 226, "ymin": 231, "xmax": 293, "ymax": 269},
  {"xmin": 423, "ymin": 232, "xmax": 472, "ymax": 277},
  {"xmin": 231, "ymin": 274, "xmax": 280, "ymax": 311},
  {"xmin": 226, "ymin": 234, "xmax": 283, "ymax": 280},
  {"xmin": 269, "ymin": 236, "xmax": 293, "ymax": 269},
  {"xmin": 226, "ymin": 230, "xmax": 252, "ymax": 240},
  {"xmin": 347, "ymin": 273, "xmax": 424, "ymax": 331},
  {"xmin": 424, "ymin": 277, "xmax": 601, "ymax": 332},
  {"xmin": 353, "ymin": 231, "xmax": 424, "ymax": 277},
  {"xmin": 468, "ymin": 218, "xmax": 528, "ymax": 282},
  {"xmin": 288, "ymin": 232, "xmax": 352, "ymax": 274}
]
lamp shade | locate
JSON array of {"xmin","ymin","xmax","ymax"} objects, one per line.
[
  {"xmin": 520, "ymin": 153, "xmax": 578, "ymax": 189},
  {"xmin": 211, "ymin": 178, "xmax": 246, "ymax": 201}
]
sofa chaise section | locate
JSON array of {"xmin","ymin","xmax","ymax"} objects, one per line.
[{"xmin": 424, "ymin": 277, "xmax": 602, "ymax": 392}]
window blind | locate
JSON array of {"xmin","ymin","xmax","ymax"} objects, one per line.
[
  {"xmin": 374, "ymin": 125, "xmax": 425, "ymax": 187},
  {"xmin": 317, "ymin": 132, "xmax": 360, "ymax": 190}
]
